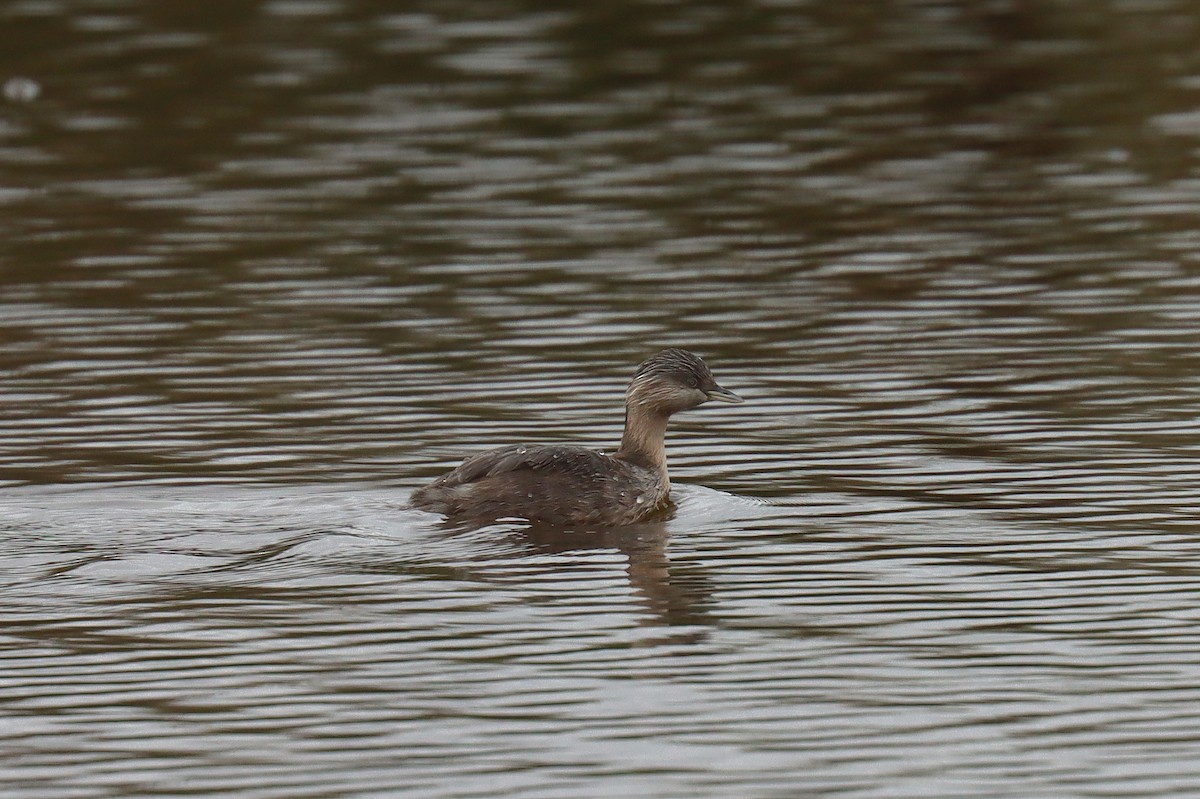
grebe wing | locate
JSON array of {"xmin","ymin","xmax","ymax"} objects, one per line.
[{"xmin": 446, "ymin": 444, "xmax": 626, "ymax": 485}]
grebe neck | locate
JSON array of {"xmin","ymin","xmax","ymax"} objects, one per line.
[{"xmin": 614, "ymin": 407, "xmax": 669, "ymax": 473}]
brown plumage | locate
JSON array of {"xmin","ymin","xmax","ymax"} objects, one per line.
[{"xmin": 410, "ymin": 349, "xmax": 742, "ymax": 527}]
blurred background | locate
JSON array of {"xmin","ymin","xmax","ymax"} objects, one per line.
[
  {"xmin": 4, "ymin": 1, "xmax": 1200, "ymax": 797},
  {"xmin": 3, "ymin": 0, "xmax": 1199, "ymax": 493}
]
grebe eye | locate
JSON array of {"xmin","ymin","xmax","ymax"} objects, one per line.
[{"xmin": 687, "ymin": 376, "xmax": 698, "ymax": 388}]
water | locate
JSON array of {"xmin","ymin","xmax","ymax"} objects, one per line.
[{"xmin": 4, "ymin": 1, "xmax": 1200, "ymax": 796}]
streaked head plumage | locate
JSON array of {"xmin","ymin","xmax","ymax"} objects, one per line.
[{"xmin": 626, "ymin": 348, "xmax": 741, "ymax": 412}]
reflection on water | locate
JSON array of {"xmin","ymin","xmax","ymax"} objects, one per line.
[
  {"xmin": 509, "ymin": 518, "xmax": 719, "ymax": 631},
  {"xmin": 4, "ymin": 0, "xmax": 1200, "ymax": 797}
]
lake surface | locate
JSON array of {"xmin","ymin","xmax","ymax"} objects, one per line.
[{"xmin": 4, "ymin": 1, "xmax": 1200, "ymax": 797}]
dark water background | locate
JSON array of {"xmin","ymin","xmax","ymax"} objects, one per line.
[{"xmin": 4, "ymin": 1, "xmax": 1200, "ymax": 797}]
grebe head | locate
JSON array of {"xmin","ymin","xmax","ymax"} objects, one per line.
[{"xmin": 625, "ymin": 348, "xmax": 742, "ymax": 415}]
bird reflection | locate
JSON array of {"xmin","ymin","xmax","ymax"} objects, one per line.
[{"xmin": 514, "ymin": 520, "xmax": 717, "ymax": 636}]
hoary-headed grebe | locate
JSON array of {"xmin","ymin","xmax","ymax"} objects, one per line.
[{"xmin": 411, "ymin": 349, "xmax": 742, "ymax": 527}]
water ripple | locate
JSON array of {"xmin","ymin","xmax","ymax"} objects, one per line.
[{"xmin": 5, "ymin": 0, "xmax": 1200, "ymax": 796}]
